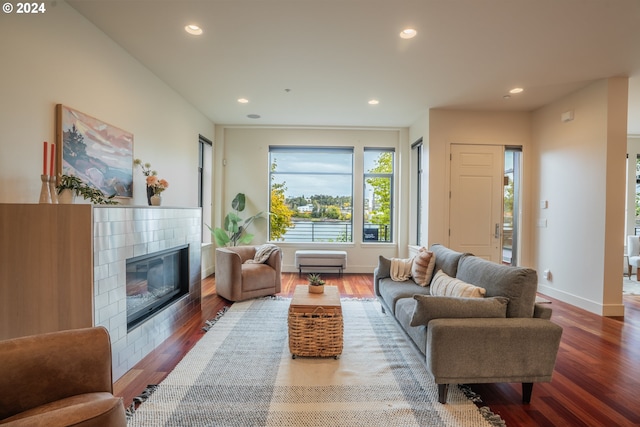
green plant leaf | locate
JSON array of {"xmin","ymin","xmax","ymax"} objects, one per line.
[
  {"xmin": 237, "ymin": 233, "xmax": 254, "ymax": 245},
  {"xmin": 213, "ymin": 228, "xmax": 230, "ymax": 246},
  {"xmin": 231, "ymin": 193, "xmax": 246, "ymax": 212},
  {"xmin": 224, "ymin": 213, "xmax": 241, "ymax": 233}
]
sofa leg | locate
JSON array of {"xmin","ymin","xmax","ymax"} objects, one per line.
[
  {"xmin": 381, "ymin": 305, "xmax": 386, "ymax": 314},
  {"xmin": 522, "ymin": 382, "xmax": 533, "ymax": 404},
  {"xmin": 438, "ymin": 384, "xmax": 448, "ymax": 404}
]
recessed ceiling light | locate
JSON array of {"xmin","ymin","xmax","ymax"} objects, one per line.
[
  {"xmin": 238, "ymin": 98, "xmax": 249, "ymax": 104},
  {"xmin": 185, "ymin": 24, "xmax": 203, "ymax": 35},
  {"xmin": 509, "ymin": 87, "xmax": 524, "ymax": 94},
  {"xmin": 247, "ymin": 114, "xmax": 261, "ymax": 119},
  {"xmin": 368, "ymin": 99, "xmax": 380, "ymax": 105},
  {"xmin": 399, "ymin": 28, "xmax": 417, "ymax": 39}
]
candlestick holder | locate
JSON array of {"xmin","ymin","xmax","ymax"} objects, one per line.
[
  {"xmin": 48, "ymin": 175, "xmax": 58, "ymax": 204},
  {"xmin": 39, "ymin": 174, "xmax": 51, "ymax": 204}
]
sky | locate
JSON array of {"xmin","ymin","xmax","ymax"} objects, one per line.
[{"xmin": 270, "ymin": 149, "xmax": 386, "ymax": 199}]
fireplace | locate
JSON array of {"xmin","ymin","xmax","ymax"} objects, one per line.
[{"xmin": 126, "ymin": 244, "xmax": 190, "ymax": 330}]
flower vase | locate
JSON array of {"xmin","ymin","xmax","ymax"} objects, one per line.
[
  {"xmin": 39, "ymin": 175, "xmax": 51, "ymax": 204},
  {"xmin": 146, "ymin": 186, "xmax": 154, "ymax": 206},
  {"xmin": 58, "ymin": 189, "xmax": 75, "ymax": 204},
  {"xmin": 150, "ymin": 194, "xmax": 162, "ymax": 206}
]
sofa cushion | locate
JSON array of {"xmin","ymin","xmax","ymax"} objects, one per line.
[
  {"xmin": 411, "ymin": 248, "xmax": 436, "ymax": 286},
  {"xmin": 456, "ymin": 254, "xmax": 537, "ymax": 318},
  {"xmin": 395, "ymin": 298, "xmax": 427, "ymax": 353},
  {"xmin": 430, "ymin": 270, "xmax": 486, "ymax": 298},
  {"xmin": 429, "ymin": 244, "xmax": 465, "ymax": 283},
  {"xmin": 378, "ymin": 277, "xmax": 430, "ymax": 314},
  {"xmin": 1, "ymin": 392, "xmax": 126, "ymax": 427},
  {"xmin": 410, "ymin": 295, "xmax": 509, "ymax": 327}
]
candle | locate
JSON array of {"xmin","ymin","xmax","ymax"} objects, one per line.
[
  {"xmin": 50, "ymin": 143, "xmax": 56, "ymax": 177},
  {"xmin": 43, "ymin": 141, "xmax": 48, "ymax": 176}
]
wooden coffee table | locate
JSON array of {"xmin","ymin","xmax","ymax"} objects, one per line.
[{"xmin": 288, "ymin": 285, "xmax": 343, "ymax": 359}]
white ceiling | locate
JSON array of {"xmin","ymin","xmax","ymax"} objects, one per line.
[{"xmin": 67, "ymin": 0, "xmax": 640, "ymax": 133}]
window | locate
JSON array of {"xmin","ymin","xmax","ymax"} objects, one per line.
[
  {"xmin": 198, "ymin": 135, "xmax": 213, "ymax": 243},
  {"xmin": 269, "ymin": 146, "xmax": 353, "ymax": 242},
  {"xmin": 363, "ymin": 148, "xmax": 394, "ymax": 242},
  {"xmin": 503, "ymin": 147, "xmax": 521, "ymax": 265},
  {"xmin": 411, "ymin": 139, "xmax": 423, "ymax": 245}
]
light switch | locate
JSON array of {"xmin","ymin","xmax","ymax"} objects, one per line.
[{"xmin": 540, "ymin": 200, "xmax": 548, "ymax": 209}]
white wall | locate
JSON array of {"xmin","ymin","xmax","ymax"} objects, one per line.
[
  {"xmin": 426, "ymin": 110, "xmax": 533, "ymax": 264},
  {"xmin": 213, "ymin": 126, "xmax": 407, "ymax": 272},
  {"xmin": 532, "ymin": 78, "xmax": 627, "ymax": 316},
  {"xmin": 0, "ymin": 1, "xmax": 214, "ymax": 207}
]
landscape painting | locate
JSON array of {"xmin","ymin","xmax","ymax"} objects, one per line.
[{"xmin": 56, "ymin": 104, "xmax": 133, "ymax": 198}]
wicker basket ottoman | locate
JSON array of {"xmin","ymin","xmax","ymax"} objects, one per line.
[{"xmin": 288, "ymin": 285, "xmax": 343, "ymax": 359}]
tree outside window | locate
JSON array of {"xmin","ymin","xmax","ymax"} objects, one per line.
[{"xmin": 364, "ymin": 149, "xmax": 394, "ymax": 242}]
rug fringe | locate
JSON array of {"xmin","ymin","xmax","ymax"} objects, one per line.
[
  {"xmin": 458, "ymin": 385, "xmax": 506, "ymax": 427},
  {"xmin": 202, "ymin": 305, "xmax": 230, "ymax": 331},
  {"xmin": 125, "ymin": 384, "xmax": 159, "ymax": 420}
]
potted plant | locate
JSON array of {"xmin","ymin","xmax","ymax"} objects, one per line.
[
  {"xmin": 56, "ymin": 174, "xmax": 118, "ymax": 205},
  {"xmin": 307, "ymin": 273, "xmax": 325, "ymax": 294},
  {"xmin": 207, "ymin": 193, "xmax": 265, "ymax": 246}
]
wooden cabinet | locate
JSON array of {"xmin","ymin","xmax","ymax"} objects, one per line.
[{"xmin": 0, "ymin": 204, "xmax": 94, "ymax": 340}]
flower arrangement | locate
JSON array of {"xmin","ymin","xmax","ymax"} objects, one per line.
[{"xmin": 134, "ymin": 158, "xmax": 169, "ymax": 196}]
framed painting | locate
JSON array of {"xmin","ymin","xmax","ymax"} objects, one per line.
[{"xmin": 56, "ymin": 104, "xmax": 133, "ymax": 198}]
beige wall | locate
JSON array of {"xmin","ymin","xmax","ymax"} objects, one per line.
[
  {"xmin": 426, "ymin": 110, "xmax": 533, "ymax": 264},
  {"xmin": 532, "ymin": 78, "xmax": 627, "ymax": 316},
  {"xmin": 214, "ymin": 126, "xmax": 408, "ymax": 272},
  {"xmin": 0, "ymin": 1, "xmax": 214, "ymax": 207}
]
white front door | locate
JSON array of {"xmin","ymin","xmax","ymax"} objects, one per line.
[{"xmin": 449, "ymin": 144, "xmax": 503, "ymax": 262}]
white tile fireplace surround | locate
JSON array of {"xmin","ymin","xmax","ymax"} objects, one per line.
[{"xmin": 93, "ymin": 206, "xmax": 201, "ymax": 380}]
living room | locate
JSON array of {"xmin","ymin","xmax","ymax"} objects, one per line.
[{"xmin": 1, "ymin": 1, "xmax": 639, "ymax": 425}]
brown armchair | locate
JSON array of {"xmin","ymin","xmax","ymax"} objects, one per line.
[
  {"xmin": 215, "ymin": 245, "xmax": 282, "ymax": 301},
  {"xmin": 0, "ymin": 326, "xmax": 126, "ymax": 426}
]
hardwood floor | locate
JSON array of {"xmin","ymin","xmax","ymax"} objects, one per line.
[{"xmin": 115, "ymin": 273, "xmax": 640, "ymax": 426}]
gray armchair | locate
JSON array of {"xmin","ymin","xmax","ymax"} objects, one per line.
[{"xmin": 215, "ymin": 245, "xmax": 282, "ymax": 301}]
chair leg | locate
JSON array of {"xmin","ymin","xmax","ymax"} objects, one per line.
[
  {"xmin": 522, "ymin": 382, "xmax": 533, "ymax": 404},
  {"xmin": 628, "ymin": 264, "xmax": 632, "ymax": 279}
]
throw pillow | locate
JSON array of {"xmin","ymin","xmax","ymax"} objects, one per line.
[
  {"xmin": 410, "ymin": 295, "xmax": 509, "ymax": 326},
  {"xmin": 411, "ymin": 248, "xmax": 436, "ymax": 286},
  {"xmin": 376, "ymin": 255, "xmax": 391, "ymax": 279},
  {"xmin": 430, "ymin": 270, "xmax": 486, "ymax": 298}
]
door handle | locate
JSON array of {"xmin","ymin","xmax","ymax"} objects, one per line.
[{"xmin": 494, "ymin": 223, "xmax": 500, "ymax": 239}]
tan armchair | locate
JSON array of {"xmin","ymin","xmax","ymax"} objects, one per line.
[
  {"xmin": 215, "ymin": 245, "xmax": 282, "ymax": 301},
  {"xmin": 0, "ymin": 326, "xmax": 126, "ymax": 426}
]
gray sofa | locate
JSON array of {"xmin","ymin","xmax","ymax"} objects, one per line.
[{"xmin": 374, "ymin": 244, "xmax": 563, "ymax": 404}]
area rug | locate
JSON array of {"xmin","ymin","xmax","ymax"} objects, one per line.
[
  {"xmin": 127, "ymin": 298, "xmax": 504, "ymax": 427},
  {"xmin": 623, "ymin": 277, "xmax": 640, "ymax": 295}
]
